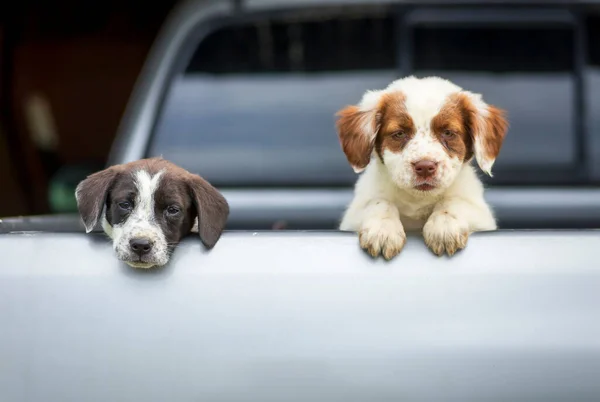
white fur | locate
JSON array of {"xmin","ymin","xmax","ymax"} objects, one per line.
[
  {"xmin": 103, "ymin": 169, "xmax": 169, "ymax": 268},
  {"xmin": 340, "ymin": 76, "xmax": 499, "ymax": 258},
  {"xmin": 359, "ymin": 89, "xmax": 385, "ymax": 111},
  {"xmin": 379, "ymin": 76, "xmax": 468, "ymax": 194}
]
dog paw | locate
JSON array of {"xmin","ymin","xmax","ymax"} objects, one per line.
[
  {"xmin": 423, "ymin": 212, "xmax": 469, "ymax": 256},
  {"xmin": 359, "ymin": 219, "xmax": 406, "ymax": 260}
]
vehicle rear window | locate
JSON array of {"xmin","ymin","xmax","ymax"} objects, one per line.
[
  {"xmin": 149, "ymin": 11, "xmax": 396, "ymax": 187},
  {"xmin": 411, "ymin": 23, "xmax": 576, "ymax": 174},
  {"xmin": 148, "ymin": 7, "xmax": 582, "ymax": 187},
  {"xmin": 585, "ymin": 12, "xmax": 600, "ymax": 180}
]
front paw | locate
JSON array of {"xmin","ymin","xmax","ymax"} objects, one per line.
[
  {"xmin": 423, "ymin": 212, "xmax": 469, "ymax": 256},
  {"xmin": 359, "ymin": 219, "xmax": 406, "ymax": 260}
]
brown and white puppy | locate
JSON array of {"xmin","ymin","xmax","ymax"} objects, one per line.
[
  {"xmin": 75, "ymin": 157, "xmax": 229, "ymax": 269},
  {"xmin": 336, "ymin": 76, "xmax": 508, "ymax": 259}
]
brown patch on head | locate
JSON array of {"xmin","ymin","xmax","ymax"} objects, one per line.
[
  {"xmin": 480, "ymin": 105, "xmax": 508, "ymax": 162},
  {"xmin": 186, "ymin": 172, "xmax": 229, "ymax": 249},
  {"xmin": 76, "ymin": 157, "xmax": 229, "ymax": 249},
  {"xmin": 335, "ymin": 106, "xmax": 381, "ymax": 172},
  {"xmin": 374, "ymin": 92, "xmax": 415, "ymax": 159},
  {"xmin": 335, "ymin": 91, "xmax": 414, "ymax": 172},
  {"xmin": 75, "ymin": 164, "xmax": 122, "ymax": 232},
  {"xmin": 152, "ymin": 168, "xmax": 197, "ymax": 246},
  {"xmin": 451, "ymin": 93, "xmax": 508, "ymax": 175},
  {"xmin": 430, "ymin": 93, "xmax": 474, "ymax": 162},
  {"xmin": 128, "ymin": 157, "xmax": 229, "ymax": 249}
]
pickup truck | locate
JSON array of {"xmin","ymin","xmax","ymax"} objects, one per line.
[{"xmin": 2, "ymin": 1, "xmax": 600, "ymax": 401}]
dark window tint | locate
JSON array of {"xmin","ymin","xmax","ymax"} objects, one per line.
[
  {"xmin": 411, "ymin": 24, "xmax": 576, "ymax": 180},
  {"xmin": 585, "ymin": 13, "xmax": 600, "ymax": 179},
  {"xmin": 587, "ymin": 14, "xmax": 600, "ymax": 67},
  {"xmin": 150, "ymin": 13, "xmax": 398, "ymax": 187},
  {"xmin": 187, "ymin": 16, "xmax": 395, "ymax": 74},
  {"xmin": 149, "ymin": 9, "xmax": 583, "ymax": 187},
  {"xmin": 414, "ymin": 27, "xmax": 573, "ymax": 72}
]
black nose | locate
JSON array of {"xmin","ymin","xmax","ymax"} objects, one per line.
[
  {"xmin": 129, "ymin": 238, "xmax": 153, "ymax": 256},
  {"xmin": 413, "ymin": 160, "xmax": 438, "ymax": 178}
]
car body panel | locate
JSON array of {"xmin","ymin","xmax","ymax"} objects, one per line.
[
  {"xmin": 1, "ymin": 230, "xmax": 600, "ymax": 401},
  {"xmin": 2, "ymin": 1, "xmax": 599, "ymax": 399},
  {"xmin": 3, "ymin": 186, "xmax": 600, "ymax": 231}
]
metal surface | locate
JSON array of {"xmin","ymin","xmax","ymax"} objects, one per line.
[
  {"xmin": 1, "ymin": 230, "xmax": 599, "ymax": 401},
  {"xmin": 222, "ymin": 187, "xmax": 600, "ymax": 229},
  {"xmin": 4, "ymin": 186, "xmax": 600, "ymax": 231}
]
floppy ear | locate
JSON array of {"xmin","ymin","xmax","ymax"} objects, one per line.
[
  {"xmin": 75, "ymin": 166, "xmax": 120, "ymax": 233},
  {"xmin": 188, "ymin": 174, "xmax": 229, "ymax": 249},
  {"xmin": 335, "ymin": 101, "xmax": 381, "ymax": 173},
  {"xmin": 463, "ymin": 92, "xmax": 509, "ymax": 176}
]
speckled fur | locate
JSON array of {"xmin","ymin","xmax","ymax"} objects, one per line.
[{"xmin": 336, "ymin": 76, "xmax": 508, "ymax": 259}]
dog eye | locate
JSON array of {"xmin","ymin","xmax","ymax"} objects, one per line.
[
  {"xmin": 118, "ymin": 201, "xmax": 132, "ymax": 210},
  {"xmin": 166, "ymin": 206, "xmax": 181, "ymax": 216},
  {"xmin": 392, "ymin": 130, "xmax": 406, "ymax": 139},
  {"xmin": 443, "ymin": 130, "xmax": 456, "ymax": 138}
]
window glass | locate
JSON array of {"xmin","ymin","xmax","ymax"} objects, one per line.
[
  {"xmin": 149, "ymin": 10, "xmax": 579, "ymax": 186},
  {"xmin": 413, "ymin": 25, "xmax": 576, "ymax": 172},
  {"xmin": 150, "ymin": 13, "xmax": 396, "ymax": 186},
  {"xmin": 586, "ymin": 14, "xmax": 600, "ymax": 179}
]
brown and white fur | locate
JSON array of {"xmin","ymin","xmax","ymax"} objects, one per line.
[
  {"xmin": 75, "ymin": 157, "xmax": 229, "ymax": 269},
  {"xmin": 336, "ymin": 76, "xmax": 508, "ymax": 259}
]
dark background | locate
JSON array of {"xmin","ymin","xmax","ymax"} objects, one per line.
[{"xmin": 0, "ymin": 1, "xmax": 177, "ymax": 216}]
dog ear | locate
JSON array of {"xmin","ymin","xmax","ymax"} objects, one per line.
[
  {"xmin": 188, "ymin": 174, "xmax": 229, "ymax": 249},
  {"xmin": 335, "ymin": 100, "xmax": 382, "ymax": 174},
  {"xmin": 75, "ymin": 166, "xmax": 120, "ymax": 233},
  {"xmin": 462, "ymin": 92, "xmax": 509, "ymax": 176}
]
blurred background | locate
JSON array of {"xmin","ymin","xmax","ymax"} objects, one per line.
[
  {"xmin": 2, "ymin": 0, "xmax": 600, "ymax": 229},
  {"xmin": 0, "ymin": 0, "xmax": 174, "ymax": 216}
]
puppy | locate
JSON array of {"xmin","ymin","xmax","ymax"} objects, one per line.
[
  {"xmin": 75, "ymin": 157, "xmax": 229, "ymax": 268},
  {"xmin": 336, "ymin": 76, "xmax": 508, "ymax": 259}
]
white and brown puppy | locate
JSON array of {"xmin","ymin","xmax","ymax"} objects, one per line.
[
  {"xmin": 75, "ymin": 157, "xmax": 229, "ymax": 268},
  {"xmin": 336, "ymin": 76, "xmax": 508, "ymax": 259}
]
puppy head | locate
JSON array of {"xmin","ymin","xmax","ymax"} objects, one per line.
[
  {"xmin": 75, "ymin": 157, "xmax": 229, "ymax": 269},
  {"xmin": 336, "ymin": 76, "xmax": 508, "ymax": 193}
]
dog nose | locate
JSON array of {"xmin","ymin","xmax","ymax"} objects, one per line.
[
  {"xmin": 413, "ymin": 160, "xmax": 438, "ymax": 178},
  {"xmin": 129, "ymin": 238, "xmax": 153, "ymax": 256}
]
